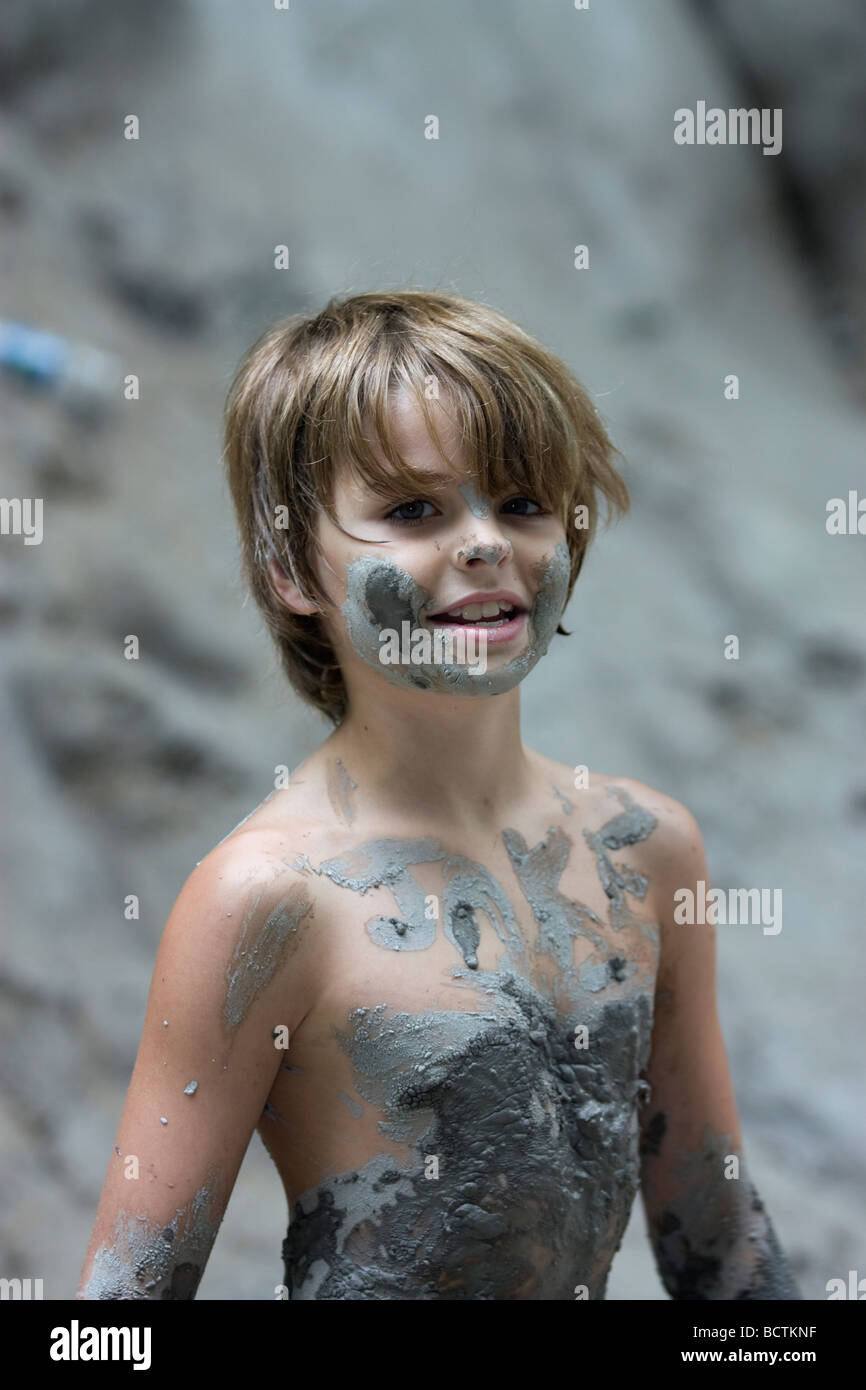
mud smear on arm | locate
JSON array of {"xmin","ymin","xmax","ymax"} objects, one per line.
[
  {"xmin": 648, "ymin": 1128, "xmax": 802, "ymax": 1299},
  {"xmin": 79, "ymin": 1170, "xmax": 223, "ymax": 1300},
  {"xmin": 223, "ymin": 882, "xmax": 315, "ymax": 1031}
]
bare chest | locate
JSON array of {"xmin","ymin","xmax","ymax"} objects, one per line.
[
  {"xmin": 264, "ymin": 810, "xmax": 660, "ymax": 1188},
  {"xmin": 256, "ymin": 793, "xmax": 663, "ymax": 1297}
]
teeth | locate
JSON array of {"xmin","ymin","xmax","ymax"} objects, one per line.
[{"xmin": 445, "ymin": 599, "xmax": 514, "ymax": 620}]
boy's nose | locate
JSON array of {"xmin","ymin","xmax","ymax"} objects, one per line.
[
  {"xmin": 457, "ymin": 534, "xmax": 513, "ymax": 564},
  {"xmin": 454, "ymin": 486, "xmax": 513, "ymax": 561}
]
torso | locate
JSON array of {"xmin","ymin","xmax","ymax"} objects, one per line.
[{"xmin": 237, "ymin": 756, "xmax": 662, "ymax": 1299}]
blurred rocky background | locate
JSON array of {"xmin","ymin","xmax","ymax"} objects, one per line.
[{"xmin": 1, "ymin": 0, "xmax": 864, "ymax": 1300}]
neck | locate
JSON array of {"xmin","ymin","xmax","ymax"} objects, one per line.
[{"xmin": 325, "ymin": 684, "xmax": 533, "ymax": 834}]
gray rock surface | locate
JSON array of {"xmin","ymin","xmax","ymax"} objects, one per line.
[{"xmin": 1, "ymin": 0, "xmax": 864, "ymax": 1300}]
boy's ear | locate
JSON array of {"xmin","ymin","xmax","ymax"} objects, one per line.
[{"xmin": 267, "ymin": 557, "xmax": 319, "ymax": 615}]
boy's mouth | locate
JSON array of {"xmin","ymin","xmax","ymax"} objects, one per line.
[
  {"xmin": 421, "ymin": 592, "xmax": 529, "ymax": 645},
  {"xmin": 425, "ymin": 597, "xmax": 525, "ymax": 627}
]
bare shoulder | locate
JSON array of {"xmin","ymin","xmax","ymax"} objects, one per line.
[
  {"xmin": 588, "ymin": 773, "xmax": 701, "ymax": 843},
  {"xmin": 532, "ymin": 752, "xmax": 705, "ymax": 895},
  {"xmin": 185, "ymin": 812, "xmax": 327, "ymax": 928},
  {"xmin": 178, "ymin": 788, "xmax": 363, "ymax": 950},
  {"xmin": 161, "ymin": 799, "xmax": 339, "ymax": 995},
  {"xmin": 587, "ymin": 773, "xmax": 706, "ymax": 880},
  {"xmin": 533, "ymin": 750, "xmax": 698, "ymax": 839}
]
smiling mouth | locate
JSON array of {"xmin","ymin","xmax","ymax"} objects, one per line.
[{"xmin": 425, "ymin": 600, "xmax": 525, "ymax": 628}]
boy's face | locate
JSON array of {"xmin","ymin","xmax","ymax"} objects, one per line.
[{"xmin": 310, "ymin": 389, "xmax": 571, "ymax": 699}]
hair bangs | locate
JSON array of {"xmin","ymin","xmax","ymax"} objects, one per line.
[{"xmin": 311, "ymin": 332, "xmax": 577, "ymax": 524}]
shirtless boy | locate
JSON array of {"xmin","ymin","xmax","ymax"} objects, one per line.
[{"xmin": 77, "ymin": 290, "xmax": 801, "ymax": 1300}]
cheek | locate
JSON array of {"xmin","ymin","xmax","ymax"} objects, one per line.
[
  {"xmin": 529, "ymin": 540, "xmax": 571, "ymax": 630},
  {"xmin": 310, "ymin": 533, "xmax": 362, "ymax": 607},
  {"xmin": 382, "ymin": 541, "xmax": 441, "ymax": 586},
  {"xmin": 339, "ymin": 557, "xmax": 434, "ymax": 663}
]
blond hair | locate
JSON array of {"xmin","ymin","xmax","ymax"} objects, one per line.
[{"xmin": 222, "ymin": 289, "xmax": 629, "ymax": 724}]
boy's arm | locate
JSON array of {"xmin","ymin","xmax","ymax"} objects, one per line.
[
  {"xmin": 76, "ymin": 842, "xmax": 315, "ymax": 1299},
  {"xmin": 637, "ymin": 793, "xmax": 801, "ymax": 1300}
]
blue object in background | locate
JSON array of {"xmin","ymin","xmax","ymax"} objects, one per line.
[{"xmin": 0, "ymin": 320, "xmax": 118, "ymax": 403}]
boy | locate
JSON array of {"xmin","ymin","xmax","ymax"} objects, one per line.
[{"xmin": 77, "ymin": 290, "xmax": 801, "ymax": 1300}]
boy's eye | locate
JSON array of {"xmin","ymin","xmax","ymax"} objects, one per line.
[
  {"xmin": 386, "ymin": 499, "xmax": 437, "ymax": 524},
  {"xmin": 501, "ymin": 496, "xmax": 544, "ymax": 515},
  {"xmin": 385, "ymin": 495, "xmax": 547, "ymax": 525}
]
